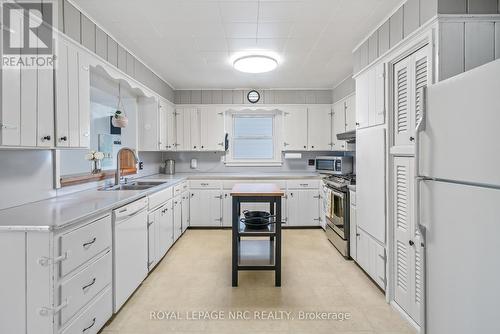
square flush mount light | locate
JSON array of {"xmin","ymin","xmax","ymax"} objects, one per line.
[{"xmin": 233, "ymin": 55, "xmax": 278, "ymax": 73}]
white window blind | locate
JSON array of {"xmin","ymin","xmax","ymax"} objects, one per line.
[{"xmin": 232, "ymin": 116, "xmax": 274, "ymax": 160}]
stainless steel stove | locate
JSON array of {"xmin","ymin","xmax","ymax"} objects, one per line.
[{"xmin": 322, "ymin": 174, "xmax": 355, "ymax": 258}]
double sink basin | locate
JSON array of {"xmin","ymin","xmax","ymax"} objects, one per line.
[{"xmin": 100, "ymin": 180, "xmax": 167, "ymax": 191}]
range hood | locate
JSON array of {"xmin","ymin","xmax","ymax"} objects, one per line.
[{"xmin": 336, "ymin": 130, "xmax": 356, "ymax": 143}]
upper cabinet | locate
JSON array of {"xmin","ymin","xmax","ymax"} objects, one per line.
[
  {"xmin": 393, "ymin": 45, "xmax": 431, "ymax": 149},
  {"xmin": 345, "ymin": 94, "xmax": 356, "ymax": 132},
  {"xmin": 200, "ymin": 107, "xmax": 225, "ymax": 151},
  {"xmin": 307, "ymin": 105, "xmax": 333, "ymax": 151},
  {"xmin": 356, "ymin": 62, "xmax": 385, "ymax": 129},
  {"xmin": 55, "ymin": 39, "xmax": 91, "ymax": 148},
  {"xmin": 139, "ymin": 98, "xmax": 176, "ymax": 151},
  {"xmin": 283, "ymin": 107, "xmax": 308, "ymax": 150},
  {"xmin": 332, "ymin": 94, "xmax": 356, "ymax": 151}
]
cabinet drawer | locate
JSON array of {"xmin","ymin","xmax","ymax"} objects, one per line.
[
  {"xmin": 59, "ymin": 251, "xmax": 112, "ymax": 325},
  {"xmin": 287, "ymin": 179, "xmax": 320, "ymax": 189},
  {"xmin": 60, "ymin": 287, "xmax": 112, "ymax": 334},
  {"xmin": 149, "ymin": 187, "xmax": 173, "ymax": 210},
  {"xmin": 173, "ymin": 181, "xmax": 187, "ymax": 196},
  {"xmin": 59, "ymin": 215, "xmax": 111, "ymax": 277},
  {"xmin": 190, "ymin": 180, "xmax": 222, "ymax": 189},
  {"xmin": 223, "ymin": 180, "xmax": 287, "ymax": 189}
]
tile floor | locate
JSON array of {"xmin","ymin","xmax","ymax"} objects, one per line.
[{"xmin": 101, "ymin": 229, "xmax": 416, "ymax": 334}]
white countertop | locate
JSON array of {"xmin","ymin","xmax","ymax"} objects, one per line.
[{"xmin": 0, "ymin": 172, "xmax": 320, "ymax": 231}]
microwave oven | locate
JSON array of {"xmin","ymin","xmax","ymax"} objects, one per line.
[{"xmin": 315, "ymin": 156, "xmax": 353, "ymax": 175}]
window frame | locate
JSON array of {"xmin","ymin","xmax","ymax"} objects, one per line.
[{"xmin": 225, "ymin": 108, "xmax": 283, "ymax": 167}]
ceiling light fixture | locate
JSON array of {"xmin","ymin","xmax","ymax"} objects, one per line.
[{"xmin": 233, "ymin": 55, "xmax": 278, "ymax": 73}]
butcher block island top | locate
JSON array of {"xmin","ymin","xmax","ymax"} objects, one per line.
[{"xmin": 230, "ymin": 183, "xmax": 284, "ymax": 197}]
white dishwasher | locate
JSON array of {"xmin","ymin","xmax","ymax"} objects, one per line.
[{"xmin": 113, "ymin": 197, "xmax": 148, "ymax": 312}]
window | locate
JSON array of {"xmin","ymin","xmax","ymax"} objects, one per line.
[{"xmin": 225, "ymin": 110, "xmax": 282, "ymax": 166}]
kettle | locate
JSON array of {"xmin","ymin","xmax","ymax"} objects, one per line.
[{"xmin": 164, "ymin": 159, "xmax": 175, "ymax": 175}]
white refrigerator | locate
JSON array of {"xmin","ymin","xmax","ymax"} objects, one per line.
[{"xmin": 418, "ymin": 58, "xmax": 500, "ymax": 333}]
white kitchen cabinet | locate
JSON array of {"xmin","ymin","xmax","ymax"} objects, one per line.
[
  {"xmin": 392, "ymin": 156, "xmax": 422, "ymax": 324},
  {"xmin": 158, "ymin": 200, "xmax": 173, "ymax": 258},
  {"xmin": 1, "ymin": 16, "xmax": 55, "ymax": 147},
  {"xmin": 356, "ymin": 62, "xmax": 385, "ymax": 129},
  {"xmin": 173, "ymin": 196, "xmax": 182, "ymax": 242},
  {"xmin": 147, "ymin": 207, "xmax": 160, "ymax": 271},
  {"xmin": 349, "ymin": 190, "xmax": 357, "ymax": 261},
  {"xmin": 174, "ymin": 108, "xmax": 193, "ymax": 151},
  {"xmin": 286, "ymin": 189, "xmax": 320, "ymax": 226},
  {"xmin": 356, "ymin": 127, "xmax": 386, "ymax": 244},
  {"xmin": 332, "ymin": 101, "xmax": 347, "ymax": 151},
  {"xmin": 393, "ymin": 45, "xmax": 431, "ymax": 149},
  {"xmin": 307, "ymin": 105, "xmax": 332, "ymax": 151},
  {"xmin": 345, "ymin": 94, "xmax": 357, "ymax": 132},
  {"xmin": 189, "ymin": 189, "xmax": 222, "ymax": 226},
  {"xmin": 200, "ymin": 106, "xmax": 225, "ymax": 151},
  {"xmin": 138, "ymin": 97, "xmax": 161, "ymax": 151},
  {"xmin": 283, "ymin": 106, "xmax": 308, "ymax": 150},
  {"xmin": 181, "ymin": 191, "xmax": 190, "ymax": 233},
  {"xmin": 356, "ymin": 227, "xmax": 386, "ymax": 291},
  {"xmin": 190, "ymin": 108, "xmax": 201, "ymax": 150},
  {"xmin": 222, "ymin": 190, "xmax": 232, "ymax": 227},
  {"xmin": 55, "ymin": 38, "xmax": 90, "ymax": 148},
  {"xmin": 165, "ymin": 103, "xmax": 176, "ymax": 151}
]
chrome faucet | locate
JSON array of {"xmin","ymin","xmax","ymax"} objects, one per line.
[{"xmin": 115, "ymin": 147, "xmax": 140, "ymax": 186}]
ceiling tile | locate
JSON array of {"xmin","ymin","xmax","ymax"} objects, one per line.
[
  {"xmin": 195, "ymin": 37, "xmax": 228, "ymax": 52},
  {"xmin": 257, "ymin": 22, "xmax": 292, "ymax": 38},
  {"xmin": 219, "ymin": 1, "xmax": 259, "ymax": 22},
  {"xmin": 259, "ymin": 1, "xmax": 301, "ymax": 22},
  {"xmin": 224, "ymin": 23, "xmax": 258, "ymax": 38}
]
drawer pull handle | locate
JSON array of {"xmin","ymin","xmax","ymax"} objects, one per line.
[
  {"xmin": 39, "ymin": 299, "xmax": 68, "ymax": 316},
  {"xmin": 82, "ymin": 278, "xmax": 96, "ymax": 291},
  {"xmin": 83, "ymin": 238, "xmax": 96, "ymax": 248},
  {"xmin": 82, "ymin": 317, "xmax": 96, "ymax": 332}
]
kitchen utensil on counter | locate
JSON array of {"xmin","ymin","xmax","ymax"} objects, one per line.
[{"xmin": 163, "ymin": 159, "xmax": 175, "ymax": 175}]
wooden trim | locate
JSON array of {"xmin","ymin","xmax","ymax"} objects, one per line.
[{"xmin": 60, "ymin": 168, "xmax": 137, "ymax": 187}]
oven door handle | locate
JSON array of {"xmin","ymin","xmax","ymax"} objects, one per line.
[{"xmin": 330, "ymin": 189, "xmax": 345, "ymax": 198}]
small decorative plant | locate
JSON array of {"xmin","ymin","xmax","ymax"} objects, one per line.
[
  {"xmin": 85, "ymin": 151, "xmax": 105, "ymax": 174},
  {"xmin": 112, "ymin": 109, "xmax": 128, "ymax": 128}
]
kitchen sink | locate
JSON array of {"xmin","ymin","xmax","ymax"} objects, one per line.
[{"xmin": 100, "ymin": 180, "xmax": 167, "ymax": 191}]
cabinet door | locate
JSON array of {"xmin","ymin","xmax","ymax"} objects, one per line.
[
  {"xmin": 147, "ymin": 209, "xmax": 159, "ymax": 270},
  {"xmin": 222, "ymin": 191, "xmax": 232, "ymax": 227},
  {"xmin": 200, "ymin": 106, "xmax": 224, "ymax": 151},
  {"xmin": 138, "ymin": 98, "xmax": 159, "ymax": 151},
  {"xmin": 393, "ymin": 156, "xmax": 414, "ymax": 313},
  {"xmin": 55, "ymin": 41, "xmax": 69, "ymax": 147},
  {"xmin": 78, "ymin": 52, "xmax": 90, "ymax": 148},
  {"xmin": 158, "ymin": 200, "xmax": 173, "ymax": 258},
  {"xmin": 67, "ymin": 46, "xmax": 80, "ymax": 148},
  {"xmin": 190, "ymin": 108, "xmax": 201, "ymax": 150},
  {"xmin": 158, "ymin": 102, "xmax": 168, "ymax": 151},
  {"xmin": 165, "ymin": 103, "xmax": 176, "ymax": 150},
  {"xmin": 356, "ymin": 228, "xmax": 369, "ymax": 270},
  {"xmin": 190, "ymin": 190, "xmax": 222, "ymax": 226},
  {"xmin": 350, "ymin": 204, "xmax": 357, "ymax": 261},
  {"xmin": 355, "ymin": 72, "xmax": 369, "ymax": 129},
  {"xmin": 283, "ymin": 107, "xmax": 308, "ymax": 150},
  {"xmin": 297, "ymin": 190, "xmax": 321, "ymax": 226},
  {"xmin": 181, "ymin": 191, "xmax": 190, "ymax": 232},
  {"xmin": 307, "ymin": 105, "xmax": 332, "ymax": 151},
  {"xmin": 370, "ymin": 63, "xmax": 385, "ymax": 126},
  {"xmin": 393, "ymin": 57, "xmax": 413, "ymax": 147},
  {"xmin": 286, "ymin": 191, "xmax": 299, "ymax": 226},
  {"xmin": 175, "ymin": 108, "xmax": 191, "ymax": 151},
  {"xmin": 173, "ymin": 197, "xmax": 182, "ymax": 241},
  {"xmin": 332, "ymin": 101, "xmax": 346, "ymax": 151},
  {"xmin": 345, "ymin": 95, "xmax": 357, "ymax": 132},
  {"xmin": 413, "ymin": 45, "xmax": 431, "ymax": 130}
]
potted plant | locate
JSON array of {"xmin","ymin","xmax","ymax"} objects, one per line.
[{"xmin": 85, "ymin": 151, "xmax": 105, "ymax": 174}]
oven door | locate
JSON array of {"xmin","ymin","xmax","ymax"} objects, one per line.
[{"xmin": 327, "ymin": 189, "xmax": 346, "ymax": 239}]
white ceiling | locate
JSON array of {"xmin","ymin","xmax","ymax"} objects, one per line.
[{"xmin": 73, "ymin": 0, "xmax": 401, "ymax": 89}]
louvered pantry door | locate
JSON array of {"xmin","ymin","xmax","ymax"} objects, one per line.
[
  {"xmin": 393, "ymin": 156, "xmax": 415, "ymax": 316},
  {"xmin": 393, "ymin": 57, "xmax": 412, "ymax": 147},
  {"xmin": 413, "ymin": 46, "xmax": 431, "ymax": 127}
]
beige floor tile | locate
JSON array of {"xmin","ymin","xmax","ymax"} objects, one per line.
[{"xmin": 100, "ymin": 229, "xmax": 416, "ymax": 334}]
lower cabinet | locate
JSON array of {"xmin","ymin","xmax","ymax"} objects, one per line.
[
  {"xmin": 181, "ymin": 191, "xmax": 190, "ymax": 233},
  {"xmin": 189, "ymin": 189, "xmax": 222, "ymax": 226},
  {"xmin": 173, "ymin": 196, "xmax": 182, "ymax": 241},
  {"xmin": 356, "ymin": 228, "xmax": 386, "ymax": 290},
  {"xmin": 148, "ymin": 201, "xmax": 173, "ymax": 271},
  {"xmin": 286, "ymin": 189, "xmax": 321, "ymax": 226},
  {"xmin": 349, "ymin": 190, "xmax": 357, "ymax": 261}
]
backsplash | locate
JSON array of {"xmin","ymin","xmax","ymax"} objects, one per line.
[
  {"xmin": 161, "ymin": 151, "xmax": 352, "ymax": 174},
  {"xmin": 0, "ymin": 150, "xmax": 163, "ymax": 210}
]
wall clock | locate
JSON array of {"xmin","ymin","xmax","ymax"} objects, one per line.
[{"xmin": 247, "ymin": 90, "xmax": 260, "ymax": 104}]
